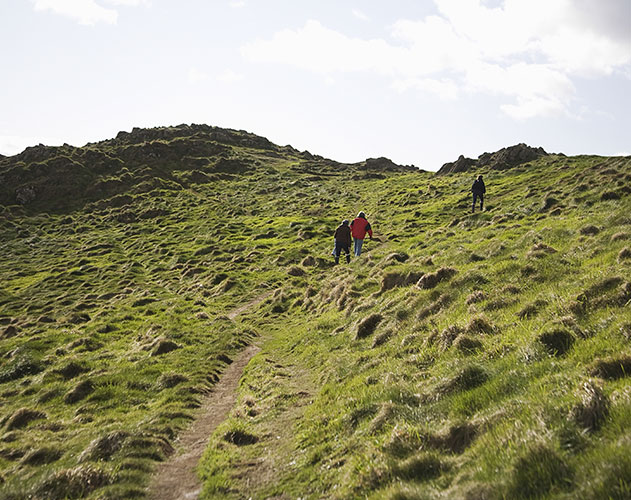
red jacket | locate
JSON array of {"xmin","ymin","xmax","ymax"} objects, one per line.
[{"xmin": 351, "ymin": 217, "xmax": 372, "ymax": 240}]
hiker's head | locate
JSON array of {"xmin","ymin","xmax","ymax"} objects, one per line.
[
  {"xmin": 342, "ymin": 219, "xmax": 349, "ymax": 226},
  {"xmin": 358, "ymin": 211, "xmax": 366, "ymax": 218},
  {"xmin": 478, "ymin": 175, "xmax": 483, "ymax": 180}
]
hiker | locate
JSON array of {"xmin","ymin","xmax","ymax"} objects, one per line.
[
  {"xmin": 333, "ymin": 219, "xmax": 352, "ymax": 264},
  {"xmin": 350, "ymin": 211, "xmax": 373, "ymax": 257},
  {"xmin": 471, "ymin": 175, "xmax": 486, "ymax": 212}
]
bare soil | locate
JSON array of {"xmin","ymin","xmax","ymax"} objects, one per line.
[
  {"xmin": 145, "ymin": 343, "xmax": 260, "ymax": 500},
  {"xmin": 145, "ymin": 293, "xmax": 271, "ymax": 500}
]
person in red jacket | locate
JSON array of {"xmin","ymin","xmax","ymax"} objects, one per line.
[{"xmin": 350, "ymin": 211, "xmax": 372, "ymax": 257}]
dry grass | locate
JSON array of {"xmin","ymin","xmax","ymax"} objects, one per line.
[
  {"xmin": 417, "ymin": 267, "xmax": 457, "ymax": 289},
  {"xmin": 569, "ymin": 380, "xmax": 609, "ymax": 432},
  {"xmin": 355, "ymin": 314, "xmax": 383, "ymax": 339}
]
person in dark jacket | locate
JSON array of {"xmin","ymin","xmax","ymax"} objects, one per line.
[
  {"xmin": 350, "ymin": 211, "xmax": 373, "ymax": 256},
  {"xmin": 471, "ymin": 175, "xmax": 486, "ymax": 212},
  {"xmin": 333, "ymin": 219, "xmax": 352, "ymax": 264}
]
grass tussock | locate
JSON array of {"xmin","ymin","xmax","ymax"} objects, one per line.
[
  {"xmin": 355, "ymin": 313, "xmax": 383, "ymax": 339},
  {"xmin": 589, "ymin": 355, "xmax": 631, "ymax": 380}
]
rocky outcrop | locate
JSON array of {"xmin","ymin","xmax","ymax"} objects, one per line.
[
  {"xmin": 438, "ymin": 155, "xmax": 476, "ymax": 174},
  {"xmin": 438, "ymin": 144, "xmax": 549, "ymax": 175},
  {"xmin": 363, "ymin": 157, "xmax": 418, "ymax": 172}
]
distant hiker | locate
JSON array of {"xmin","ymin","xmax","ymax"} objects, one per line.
[
  {"xmin": 333, "ymin": 219, "xmax": 352, "ymax": 264},
  {"xmin": 350, "ymin": 211, "xmax": 373, "ymax": 257},
  {"xmin": 471, "ymin": 175, "xmax": 486, "ymax": 212}
]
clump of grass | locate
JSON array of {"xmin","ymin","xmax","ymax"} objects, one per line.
[
  {"xmin": 579, "ymin": 224, "xmax": 600, "ymax": 236},
  {"xmin": 425, "ymin": 422, "xmax": 480, "ymax": 454},
  {"xmin": 466, "ymin": 291, "xmax": 486, "ymax": 304},
  {"xmin": 79, "ymin": 431, "xmax": 130, "ymax": 462},
  {"xmin": 569, "ymin": 380, "xmax": 609, "ymax": 432},
  {"xmin": 393, "ymin": 453, "xmax": 445, "ymax": 482},
  {"xmin": 372, "ymin": 329, "xmax": 393, "ymax": 348},
  {"xmin": 64, "ymin": 379, "xmax": 95, "ymax": 404},
  {"xmin": 611, "ymin": 231, "xmax": 630, "ymax": 242},
  {"xmin": 439, "ymin": 325, "xmax": 464, "ymax": 350},
  {"xmin": 5, "ymin": 408, "xmax": 47, "ymax": 430},
  {"xmin": 32, "ymin": 465, "xmax": 111, "ymax": 500},
  {"xmin": 589, "ymin": 356, "xmax": 631, "ymax": 380},
  {"xmin": 157, "ymin": 372, "xmax": 188, "ymax": 389},
  {"xmin": 453, "ymin": 335, "xmax": 483, "ymax": 354},
  {"xmin": 223, "ymin": 428, "xmax": 258, "ymax": 446},
  {"xmin": 538, "ymin": 328, "xmax": 575, "ymax": 356},
  {"xmin": 465, "ymin": 315, "xmax": 496, "ymax": 335},
  {"xmin": 507, "ymin": 445, "xmax": 573, "ymax": 499},
  {"xmin": 21, "ymin": 447, "xmax": 63, "ymax": 465},
  {"xmin": 55, "ymin": 360, "xmax": 89, "ymax": 380},
  {"xmin": 355, "ymin": 313, "xmax": 383, "ymax": 339},
  {"xmin": 416, "ymin": 267, "xmax": 457, "ymax": 289},
  {"xmin": 618, "ymin": 247, "xmax": 631, "ymax": 262},
  {"xmin": 0, "ymin": 354, "xmax": 44, "ymax": 383},
  {"xmin": 517, "ymin": 299, "xmax": 548, "ymax": 319},
  {"xmin": 436, "ymin": 365, "xmax": 488, "ymax": 398},
  {"xmin": 527, "ymin": 242, "xmax": 557, "ymax": 258},
  {"xmin": 151, "ymin": 339, "xmax": 180, "ymax": 356},
  {"xmin": 369, "ymin": 401, "xmax": 397, "ymax": 433},
  {"xmin": 417, "ymin": 293, "xmax": 452, "ymax": 320},
  {"xmin": 380, "ymin": 271, "xmax": 424, "ymax": 292}
]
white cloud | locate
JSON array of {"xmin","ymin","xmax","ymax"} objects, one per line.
[
  {"xmin": 216, "ymin": 69, "xmax": 244, "ymax": 84},
  {"xmin": 32, "ymin": 0, "xmax": 118, "ymax": 25},
  {"xmin": 242, "ymin": 20, "xmax": 406, "ymax": 75},
  {"xmin": 30, "ymin": 0, "xmax": 150, "ymax": 25},
  {"xmin": 241, "ymin": 0, "xmax": 631, "ymax": 119},
  {"xmin": 352, "ymin": 9, "xmax": 369, "ymax": 22},
  {"xmin": 229, "ymin": 0, "xmax": 246, "ymax": 8},
  {"xmin": 103, "ymin": 0, "xmax": 149, "ymax": 5},
  {"xmin": 392, "ymin": 78, "xmax": 459, "ymax": 101},
  {"xmin": 188, "ymin": 68, "xmax": 209, "ymax": 84}
]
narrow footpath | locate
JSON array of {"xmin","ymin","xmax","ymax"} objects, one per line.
[{"xmin": 145, "ymin": 292, "xmax": 272, "ymax": 500}]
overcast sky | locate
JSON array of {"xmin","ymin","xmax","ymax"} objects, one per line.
[{"xmin": 1, "ymin": 0, "xmax": 630, "ymax": 170}]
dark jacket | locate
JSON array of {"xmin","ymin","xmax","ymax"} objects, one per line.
[
  {"xmin": 472, "ymin": 179, "xmax": 486, "ymax": 194},
  {"xmin": 334, "ymin": 224, "xmax": 352, "ymax": 246}
]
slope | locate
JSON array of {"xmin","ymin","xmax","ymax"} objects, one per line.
[
  {"xmin": 0, "ymin": 126, "xmax": 630, "ymax": 500},
  {"xmin": 196, "ymin": 154, "xmax": 631, "ymax": 499},
  {"xmin": 0, "ymin": 125, "xmax": 418, "ymax": 499}
]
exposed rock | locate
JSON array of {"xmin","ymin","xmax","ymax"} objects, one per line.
[
  {"xmin": 438, "ymin": 144, "xmax": 548, "ymax": 175},
  {"xmin": 438, "ymin": 155, "xmax": 476, "ymax": 175},
  {"xmin": 363, "ymin": 157, "xmax": 417, "ymax": 172}
]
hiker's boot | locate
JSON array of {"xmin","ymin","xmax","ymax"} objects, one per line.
[
  {"xmin": 346, "ymin": 255, "xmax": 350, "ymax": 264},
  {"xmin": 334, "ymin": 256, "xmax": 339, "ymax": 265}
]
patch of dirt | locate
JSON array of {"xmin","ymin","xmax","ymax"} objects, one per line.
[{"xmin": 145, "ymin": 344, "xmax": 260, "ymax": 500}]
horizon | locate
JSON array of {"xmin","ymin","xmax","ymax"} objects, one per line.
[{"xmin": 1, "ymin": 0, "xmax": 630, "ymax": 171}]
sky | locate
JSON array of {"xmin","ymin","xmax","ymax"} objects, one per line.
[{"xmin": 1, "ymin": 0, "xmax": 630, "ymax": 171}]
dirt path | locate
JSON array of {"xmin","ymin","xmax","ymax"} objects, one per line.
[{"xmin": 145, "ymin": 293, "xmax": 271, "ymax": 500}]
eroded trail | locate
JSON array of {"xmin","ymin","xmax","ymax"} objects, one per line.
[
  {"xmin": 146, "ymin": 293, "xmax": 272, "ymax": 500},
  {"xmin": 146, "ymin": 344, "xmax": 260, "ymax": 500}
]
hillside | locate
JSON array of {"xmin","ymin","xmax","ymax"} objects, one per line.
[{"xmin": 0, "ymin": 126, "xmax": 630, "ymax": 499}]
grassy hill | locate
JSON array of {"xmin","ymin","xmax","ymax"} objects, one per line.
[{"xmin": 0, "ymin": 125, "xmax": 629, "ymax": 499}]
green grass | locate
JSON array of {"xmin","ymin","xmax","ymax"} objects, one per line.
[{"xmin": 1, "ymin": 126, "xmax": 630, "ymax": 498}]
